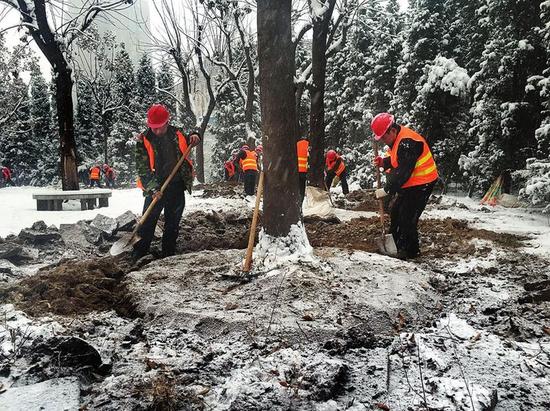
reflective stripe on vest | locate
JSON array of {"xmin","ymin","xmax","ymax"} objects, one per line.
[
  {"xmin": 390, "ymin": 126, "xmax": 438, "ymax": 188},
  {"xmin": 137, "ymin": 130, "xmax": 193, "ymax": 189},
  {"xmin": 334, "ymin": 160, "xmax": 345, "ymax": 177},
  {"xmin": 240, "ymin": 150, "xmax": 258, "ymax": 171},
  {"xmin": 90, "ymin": 167, "xmax": 100, "ymax": 180},
  {"xmin": 297, "ymin": 140, "xmax": 309, "ymax": 172}
]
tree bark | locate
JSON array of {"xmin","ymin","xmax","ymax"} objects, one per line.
[
  {"xmin": 308, "ymin": 0, "xmax": 336, "ymax": 188},
  {"xmin": 56, "ymin": 68, "xmax": 79, "ymax": 190},
  {"xmin": 257, "ymin": 0, "xmax": 301, "ymax": 237}
]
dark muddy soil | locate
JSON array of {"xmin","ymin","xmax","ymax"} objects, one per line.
[
  {"xmin": 194, "ymin": 181, "xmax": 243, "ymax": 199},
  {"xmin": 0, "ymin": 257, "xmax": 137, "ymax": 317}
]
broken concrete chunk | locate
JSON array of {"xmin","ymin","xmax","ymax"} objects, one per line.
[
  {"xmin": 90, "ymin": 214, "xmax": 118, "ymax": 237},
  {"xmin": 0, "ymin": 243, "xmax": 23, "ymax": 259},
  {"xmin": 18, "ymin": 226, "xmax": 61, "ymax": 244},
  {"xmin": 0, "ymin": 376, "xmax": 80, "ymax": 411},
  {"xmin": 116, "ymin": 210, "xmax": 137, "ymax": 232},
  {"xmin": 0, "ymin": 259, "xmax": 22, "ymax": 276}
]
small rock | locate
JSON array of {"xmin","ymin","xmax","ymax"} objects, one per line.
[
  {"xmin": 0, "ymin": 243, "xmax": 23, "ymax": 259},
  {"xmin": 116, "ymin": 211, "xmax": 137, "ymax": 232},
  {"xmin": 90, "ymin": 214, "xmax": 118, "ymax": 237},
  {"xmin": 18, "ymin": 227, "xmax": 61, "ymax": 244}
]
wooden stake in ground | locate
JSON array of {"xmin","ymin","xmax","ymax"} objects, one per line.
[
  {"xmin": 243, "ymin": 171, "xmax": 265, "ymax": 272},
  {"xmin": 373, "ymin": 142, "xmax": 397, "ymax": 255}
]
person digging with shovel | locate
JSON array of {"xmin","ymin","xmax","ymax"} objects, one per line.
[
  {"xmin": 371, "ymin": 112, "xmax": 438, "ymax": 260},
  {"xmin": 131, "ymin": 104, "xmax": 200, "ymax": 261}
]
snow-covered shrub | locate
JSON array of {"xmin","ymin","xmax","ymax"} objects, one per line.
[{"xmin": 517, "ymin": 157, "xmax": 550, "ymax": 212}]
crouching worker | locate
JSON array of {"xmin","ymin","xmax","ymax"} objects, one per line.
[
  {"xmin": 325, "ymin": 150, "xmax": 349, "ymax": 195},
  {"xmin": 371, "ymin": 112, "xmax": 438, "ymax": 260},
  {"xmin": 134, "ymin": 104, "xmax": 200, "ymax": 260}
]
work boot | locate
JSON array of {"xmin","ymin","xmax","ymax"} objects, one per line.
[{"xmin": 396, "ymin": 249, "xmax": 409, "ymax": 260}]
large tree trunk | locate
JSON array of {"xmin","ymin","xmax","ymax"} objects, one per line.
[
  {"xmin": 308, "ymin": 0, "xmax": 336, "ymax": 188},
  {"xmin": 56, "ymin": 68, "xmax": 79, "ymax": 190},
  {"xmin": 257, "ymin": 0, "xmax": 301, "ymax": 237}
]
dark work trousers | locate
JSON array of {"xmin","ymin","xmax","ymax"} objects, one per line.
[
  {"xmin": 243, "ymin": 170, "xmax": 257, "ymax": 195},
  {"xmin": 325, "ymin": 170, "xmax": 349, "ymax": 195},
  {"xmin": 390, "ymin": 181, "xmax": 435, "ymax": 257},
  {"xmin": 134, "ymin": 180, "xmax": 186, "ymax": 258},
  {"xmin": 90, "ymin": 179, "xmax": 101, "ymax": 188},
  {"xmin": 299, "ymin": 172, "xmax": 307, "ymax": 204}
]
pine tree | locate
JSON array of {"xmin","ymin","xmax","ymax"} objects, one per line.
[
  {"xmin": 460, "ymin": 0, "xmax": 546, "ymax": 191},
  {"xmin": 109, "ymin": 44, "xmax": 139, "ymax": 183},
  {"xmin": 135, "ymin": 53, "xmax": 157, "ymax": 115},
  {"xmin": 29, "ymin": 63, "xmax": 57, "ymax": 185},
  {"xmin": 75, "ymin": 80, "xmax": 103, "ymax": 164},
  {"xmin": 391, "ymin": 0, "xmax": 447, "ymax": 121}
]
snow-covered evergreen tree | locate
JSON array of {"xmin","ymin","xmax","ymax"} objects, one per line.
[
  {"xmin": 460, "ymin": 0, "xmax": 546, "ymax": 192},
  {"xmin": 75, "ymin": 80, "xmax": 103, "ymax": 164},
  {"xmin": 391, "ymin": 0, "xmax": 447, "ymax": 122},
  {"xmin": 29, "ymin": 63, "xmax": 57, "ymax": 185},
  {"xmin": 109, "ymin": 44, "xmax": 139, "ymax": 183},
  {"xmin": 135, "ymin": 53, "xmax": 157, "ymax": 116},
  {"xmin": 410, "ymin": 57, "xmax": 471, "ymax": 187}
]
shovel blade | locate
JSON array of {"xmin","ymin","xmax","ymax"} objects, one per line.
[
  {"xmin": 375, "ymin": 234, "xmax": 398, "ymax": 257},
  {"xmin": 109, "ymin": 232, "xmax": 140, "ymax": 256}
]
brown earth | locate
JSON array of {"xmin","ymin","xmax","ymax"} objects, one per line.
[
  {"xmin": 1, "ymin": 211, "xmax": 528, "ymax": 319},
  {"xmin": 0, "ymin": 257, "xmax": 137, "ymax": 317}
]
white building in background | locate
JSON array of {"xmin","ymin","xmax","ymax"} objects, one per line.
[{"xmin": 73, "ymin": 0, "xmax": 150, "ymax": 64}]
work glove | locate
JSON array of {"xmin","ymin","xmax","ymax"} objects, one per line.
[
  {"xmin": 375, "ymin": 188, "xmax": 388, "ymax": 199},
  {"xmin": 374, "ymin": 156, "xmax": 384, "ymax": 168},
  {"xmin": 332, "ymin": 176, "xmax": 340, "ymax": 187}
]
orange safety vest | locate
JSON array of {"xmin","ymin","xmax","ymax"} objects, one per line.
[
  {"xmin": 90, "ymin": 167, "xmax": 100, "ymax": 180},
  {"xmin": 297, "ymin": 140, "xmax": 309, "ymax": 173},
  {"xmin": 390, "ymin": 126, "xmax": 438, "ymax": 188},
  {"xmin": 225, "ymin": 160, "xmax": 236, "ymax": 177},
  {"xmin": 327, "ymin": 156, "xmax": 346, "ymax": 177},
  {"xmin": 240, "ymin": 150, "xmax": 258, "ymax": 171},
  {"xmin": 137, "ymin": 130, "xmax": 192, "ymax": 189}
]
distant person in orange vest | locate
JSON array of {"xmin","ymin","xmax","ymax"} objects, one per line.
[
  {"xmin": 89, "ymin": 165, "xmax": 102, "ymax": 188},
  {"xmin": 325, "ymin": 150, "xmax": 349, "ymax": 195},
  {"xmin": 224, "ymin": 155, "xmax": 237, "ymax": 181},
  {"xmin": 103, "ymin": 164, "xmax": 116, "ymax": 188},
  {"xmin": 134, "ymin": 104, "xmax": 200, "ymax": 260},
  {"xmin": 1, "ymin": 166, "xmax": 14, "ymax": 187},
  {"xmin": 236, "ymin": 144, "xmax": 258, "ymax": 196},
  {"xmin": 371, "ymin": 112, "xmax": 438, "ymax": 260},
  {"xmin": 296, "ymin": 137, "xmax": 309, "ymax": 203}
]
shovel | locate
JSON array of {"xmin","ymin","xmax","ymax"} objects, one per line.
[
  {"xmin": 242, "ymin": 171, "xmax": 265, "ymax": 273},
  {"xmin": 110, "ymin": 144, "xmax": 194, "ymax": 256},
  {"xmin": 373, "ymin": 141, "xmax": 398, "ymax": 256}
]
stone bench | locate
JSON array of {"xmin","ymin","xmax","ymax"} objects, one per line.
[{"xmin": 32, "ymin": 189, "xmax": 112, "ymax": 211}]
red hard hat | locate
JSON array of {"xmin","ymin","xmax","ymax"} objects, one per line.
[
  {"xmin": 147, "ymin": 104, "xmax": 170, "ymax": 128},
  {"xmin": 326, "ymin": 150, "xmax": 337, "ymax": 161},
  {"xmin": 371, "ymin": 112, "xmax": 395, "ymax": 140},
  {"xmin": 242, "ymin": 144, "xmax": 250, "ymax": 150}
]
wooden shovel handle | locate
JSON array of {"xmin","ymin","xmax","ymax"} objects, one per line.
[
  {"xmin": 137, "ymin": 144, "xmax": 194, "ymax": 230},
  {"xmin": 373, "ymin": 141, "xmax": 387, "ymax": 236},
  {"xmin": 243, "ymin": 171, "xmax": 264, "ymax": 272}
]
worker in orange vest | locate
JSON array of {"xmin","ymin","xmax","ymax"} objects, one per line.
[
  {"xmin": 134, "ymin": 104, "xmax": 200, "ymax": 260},
  {"xmin": 102, "ymin": 164, "xmax": 116, "ymax": 188},
  {"xmin": 371, "ymin": 112, "xmax": 438, "ymax": 260},
  {"xmin": 325, "ymin": 150, "xmax": 349, "ymax": 195},
  {"xmin": 236, "ymin": 144, "xmax": 258, "ymax": 196},
  {"xmin": 89, "ymin": 165, "xmax": 102, "ymax": 188},
  {"xmin": 224, "ymin": 155, "xmax": 237, "ymax": 181},
  {"xmin": 296, "ymin": 137, "xmax": 309, "ymax": 203}
]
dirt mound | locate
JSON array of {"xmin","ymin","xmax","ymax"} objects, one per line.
[
  {"xmin": 333, "ymin": 189, "xmax": 379, "ymax": 212},
  {"xmin": 194, "ymin": 181, "xmax": 243, "ymax": 199},
  {"xmin": 305, "ymin": 216, "xmax": 526, "ymax": 258},
  {"xmin": 1, "ymin": 257, "xmax": 137, "ymax": 317},
  {"xmin": 176, "ymin": 210, "xmax": 252, "ymax": 253}
]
